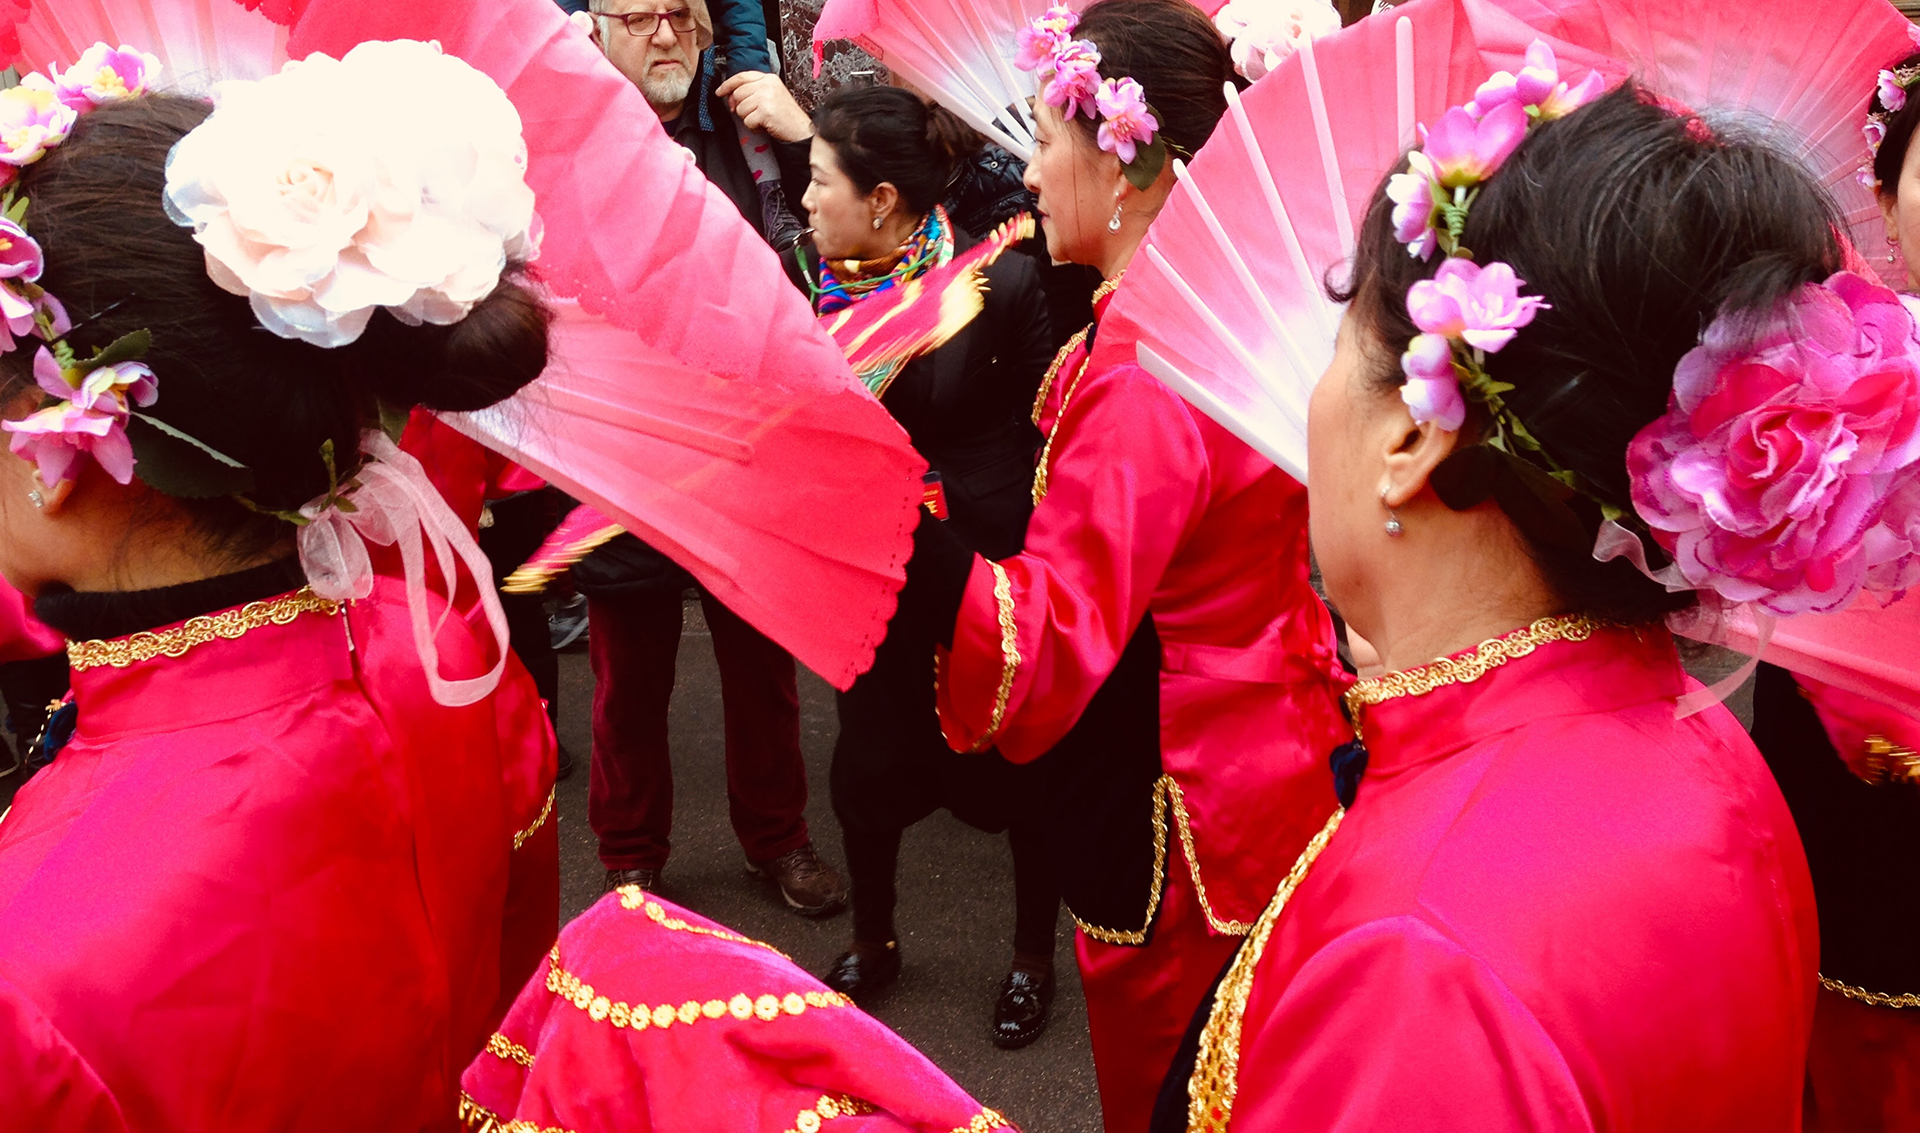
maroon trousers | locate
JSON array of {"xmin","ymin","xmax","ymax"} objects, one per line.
[{"xmin": 586, "ymin": 590, "xmax": 812, "ymax": 872}]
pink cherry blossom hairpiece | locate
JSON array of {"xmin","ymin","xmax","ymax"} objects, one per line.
[
  {"xmin": 1015, "ymin": 8, "xmax": 1167, "ymax": 190},
  {"xmin": 1857, "ymin": 62, "xmax": 1920, "ymax": 188}
]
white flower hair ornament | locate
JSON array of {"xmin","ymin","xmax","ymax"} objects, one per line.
[
  {"xmin": 164, "ymin": 39, "xmax": 540, "ymax": 349},
  {"xmin": 1211, "ymin": 0, "xmax": 1341, "ymax": 83}
]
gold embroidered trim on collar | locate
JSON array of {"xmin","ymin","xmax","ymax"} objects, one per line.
[
  {"xmin": 458, "ymin": 1093, "xmax": 573, "ymax": 1133},
  {"xmin": 1343, "ymin": 614, "xmax": 1597, "ymax": 726},
  {"xmin": 617, "ymin": 886, "xmax": 790, "ymax": 959},
  {"xmin": 544, "ymin": 945, "xmax": 852, "ymax": 1031},
  {"xmin": 1091, "ymin": 273, "xmax": 1124, "ymax": 306},
  {"xmin": 483, "ymin": 1031, "xmax": 535, "ymax": 1069},
  {"xmin": 1072, "ymin": 774, "xmax": 1171, "ymax": 945},
  {"xmin": 963, "ymin": 562, "xmax": 1023, "ymax": 754},
  {"xmin": 1032, "ymin": 325, "xmax": 1092, "ymax": 426},
  {"xmin": 1820, "ymin": 974, "xmax": 1920, "ymax": 1009},
  {"xmin": 1187, "ymin": 807, "xmax": 1345, "ymax": 1132},
  {"xmin": 66, "ymin": 587, "xmax": 341, "ymax": 672},
  {"xmin": 512, "ymin": 788, "xmax": 556, "ymax": 852},
  {"xmin": 785, "ymin": 1094, "xmax": 875, "ymax": 1133}
]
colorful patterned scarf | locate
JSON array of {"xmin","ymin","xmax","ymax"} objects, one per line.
[{"xmin": 810, "ymin": 205, "xmax": 955, "ymax": 315}]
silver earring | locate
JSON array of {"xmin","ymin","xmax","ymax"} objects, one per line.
[
  {"xmin": 1381, "ymin": 492, "xmax": 1404, "ymax": 538},
  {"xmin": 872, "ymin": 215, "xmax": 883, "ymax": 230},
  {"xmin": 1890, "ymin": 234, "xmax": 1901, "ymax": 265},
  {"xmin": 1108, "ymin": 205, "xmax": 1123, "ymax": 233},
  {"xmin": 28, "ymin": 489, "xmax": 43, "ymax": 509}
]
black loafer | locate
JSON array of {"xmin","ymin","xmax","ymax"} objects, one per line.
[
  {"xmin": 822, "ymin": 945, "xmax": 900, "ymax": 1003},
  {"xmin": 990, "ymin": 970, "xmax": 1054, "ymax": 1049},
  {"xmin": 605, "ymin": 867, "xmax": 660, "ymax": 894}
]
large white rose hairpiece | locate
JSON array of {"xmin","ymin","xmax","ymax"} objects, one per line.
[{"xmin": 164, "ymin": 39, "xmax": 539, "ymax": 348}]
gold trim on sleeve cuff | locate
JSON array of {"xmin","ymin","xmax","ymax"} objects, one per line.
[{"xmin": 965, "ymin": 562, "xmax": 1023, "ymax": 755}]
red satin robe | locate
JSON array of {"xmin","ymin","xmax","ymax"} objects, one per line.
[
  {"xmin": 933, "ymin": 292, "xmax": 1350, "ymax": 1132},
  {"xmin": 0, "ymin": 578, "xmax": 558, "ymax": 1131},
  {"xmin": 462, "ymin": 891, "xmax": 1013, "ymax": 1132},
  {"xmin": 1221, "ymin": 626, "xmax": 1818, "ymax": 1130}
]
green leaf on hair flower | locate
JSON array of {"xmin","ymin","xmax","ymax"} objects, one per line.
[
  {"xmin": 76, "ymin": 329, "xmax": 152, "ymax": 373},
  {"xmin": 2, "ymin": 193, "xmax": 27, "ymax": 225},
  {"xmin": 127, "ymin": 416, "xmax": 255, "ymax": 499},
  {"xmin": 1122, "ymin": 136, "xmax": 1167, "ymax": 192},
  {"xmin": 130, "ymin": 412, "xmax": 247, "ymax": 469}
]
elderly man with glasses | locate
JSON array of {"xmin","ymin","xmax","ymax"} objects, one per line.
[{"xmin": 572, "ymin": 0, "xmax": 847, "ymax": 918}]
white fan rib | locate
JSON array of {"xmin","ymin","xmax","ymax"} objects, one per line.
[
  {"xmin": 1297, "ymin": 35, "xmax": 1356, "ymax": 256},
  {"xmin": 1395, "ymin": 16, "xmax": 1415, "ymax": 150},
  {"xmin": 1137, "ymin": 343, "xmax": 1306, "ymax": 484},
  {"xmin": 1222, "ymin": 83, "xmax": 1337, "ymax": 342}
]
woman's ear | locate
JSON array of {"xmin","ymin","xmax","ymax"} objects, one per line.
[
  {"xmin": 1378, "ymin": 400, "xmax": 1463, "ymax": 510},
  {"xmin": 868, "ymin": 182, "xmax": 902, "ymax": 223}
]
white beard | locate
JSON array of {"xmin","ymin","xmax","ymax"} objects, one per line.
[{"xmin": 641, "ymin": 69, "xmax": 695, "ymax": 111}]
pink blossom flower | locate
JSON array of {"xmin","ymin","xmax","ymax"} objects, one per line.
[
  {"xmin": 0, "ymin": 75, "xmax": 79, "ymax": 176},
  {"xmin": 1513, "ymin": 40, "xmax": 1561, "ymax": 108},
  {"xmin": 1015, "ymin": 6, "xmax": 1079, "ymax": 72},
  {"xmin": 1465, "ymin": 71, "xmax": 1518, "ymax": 119},
  {"xmin": 4, "ymin": 400, "xmax": 134, "ymax": 485},
  {"xmin": 0, "ymin": 219, "xmax": 42, "ymax": 281},
  {"xmin": 1043, "ymin": 40, "xmax": 1103, "ymax": 121},
  {"xmin": 34, "ymin": 347, "xmax": 158, "ymax": 413},
  {"xmin": 1399, "ymin": 333, "xmax": 1465, "ymax": 430},
  {"xmin": 51, "ymin": 43, "xmax": 163, "ymax": 112},
  {"xmin": 1420, "ymin": 101, "xmax": 1528, "ymax": 190},
  {"xmin": 1627, "ymin": 271, "xmax": 1920, "ymax": 614},
  {"xmin": 1386, "ymin": 151, "xmax": 1439, "ymax": 258},
  {"xmin": 1880, "ymin": 69, "xmax": 1908, "ymax": 113},
  {"xmin": 1866, "ymin": 118, "xmax": 1888, "ymax": 152},
  {"xmin": 1093, "ymin": 77, "xmax": 1157, "ymax": 164},
  {"xmin": 1405, "ymin": 258, "xmax": 1549, "ymax": 352},
  {"xmin": 1464, "ymin": 40, "xmax": 1602, "ymax": 122},
  {"xmin": 1535, "ymin": 68, "xmax": 1604, "ymax": 121}
]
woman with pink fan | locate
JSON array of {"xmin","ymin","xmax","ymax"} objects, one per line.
[
  {"xmin": 0, "ymin": 42, "xmax": 561, "ymax": 1129},
  {"xmin": 1149, "ymin": 44, "xmax": 1920, "ymax": 1127},
  {"xmin": 889, "ymin": 1, "xmax": 1350, "ymax": 1126},
  {"xmin": 1739, "ymin": 50, "xmax": 1920, "ymax": 1133}
]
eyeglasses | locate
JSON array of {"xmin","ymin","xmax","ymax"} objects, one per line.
[{"xmin": 596, "ymin": 7, "xmax": 698, "ymax": 36}]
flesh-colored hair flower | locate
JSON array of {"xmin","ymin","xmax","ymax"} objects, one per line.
[
  {"xmin": 1211, "ymin": 0, "xmax": 1341, "ymax": 83},
  {"xmin": 163, "ymin": 39, "xmax": 540, "ymax": 348},
  {"xmin": 0, "ymin": 75, "xmax": 79, "ymax": 188}
]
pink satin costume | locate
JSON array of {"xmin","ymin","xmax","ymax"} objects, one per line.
[
  {"xmin": 1215, "ymin": 624, "xmax": 1818, "ymax": 1131},
  {"xmin": 933, "ymin": 289, "xmax": 1351, "ymax": 1132},
  {"xmin": 462, "ymin": 890, "xmax": 1013, "ymax": 1133},
  {"xmin": 0, "ymin": 578, "xmax": 558, "ymax": 1131}
]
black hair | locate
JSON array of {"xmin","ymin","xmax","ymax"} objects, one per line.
[
  {"xmin": 812, "ymin": 86, "xmax": 979, "ymax": 216},
  {"xmin": 1070, "ymin": 0, "xmax": 1236, "ymax": 160},
  {"xmin": 0, "ymin": 95, "xmax": 550, "ymax": 565},
  {"xmin": 1871, "ymin": 51, "xmax": 1920, "ymax": 191},
  {"xmin": 1335, "ymin": 82, "xmax": 1845, "ymax": 624}
]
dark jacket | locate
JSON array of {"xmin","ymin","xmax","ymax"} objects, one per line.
[
  {"xmin": 826, "ymin": 227, "xmax": 1054, "ymax": 834},
  {"xmin": 574, "ymin": 50, "xmax": 809, "ymax": 599}
]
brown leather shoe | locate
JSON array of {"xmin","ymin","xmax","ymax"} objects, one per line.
[
  {"xmin": 746, "ymin": 843, "xmax": 848, "ymax": 917},
  {"xmin": 605, "ymin": 867, "xmax": 660, "ymax": 894}
]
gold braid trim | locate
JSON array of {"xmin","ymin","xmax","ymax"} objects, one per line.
[
  {"xmin": 1343, "ymin": 615, "xmax": 1598, "ymax": 725},
  {"xmin": 458, "ymin": 1092, "xmax": 573, "ymax": 1133},
  {"xmin": 1857, "ymin": 736, "xmax": 1920, "ymax": 787},
  {"xmin": 965, "ymin": 562, "xmax": 1022, "ymax": 755},
  {"xmin": 1031, "ymin": 345, "xmax": 1095, "ymax": 505},
  {"xmin": 617, "ymin": 886, "xmax": 790, "ymax": 959},
  {"xmin": 512, "ymin": 787, "xmax": 556, "ymax": 851},
  {"xmin": 1164, "ymin": 777, "xmax": 1254, "ymax": 936},
  {"xmin": 953, "ymin": 1111, "xmax": 1015, "ymax": 1133},
  {"xmin": 1187, "ymin": 808, "xmax": 1345, "ymax": 1133},
  {"xmin": 544, "ymin": 943, "xmax": 852, "ymax": 1031},
  {"xmin": 483, "ymin": 1032, "xmax": 535, "ymax": 1069},
  {"xmin": 1820, "ymin": 975, "xmax": 1920, "ymax": 1009},
  {"xmin": 1031, "ymin": 325, "xmax": 1091, "ymax": 426},
  {"xmin": 1072, "ymin": 775, "xmax": 1171, "ymax": 945},
  {"xmin": 67, "ymin": 588, "xmax": 341, "ymax": 671},
  {"xmin": 784, "ymin": 1094, "xmax": 876, "ymax": 1133}
]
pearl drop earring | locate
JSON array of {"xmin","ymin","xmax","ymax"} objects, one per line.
[
  {"xmin": 872, "ymin": 215, "xmax": 883, "ymax": 230},
  {"xmin": 28, "ymin": 489, "xmax": 44, "ymax": 509},
  {"xmin": 1889, "ymin": 234, "xmax": 1901, "ymax": 265},
  {"xmin": 1381, "ymin": 491, "xmax": 1404, "ymax": 538},
  {"xmin": 1108, "ymin": 204, "xmax": 1123, "ymax": 233}
]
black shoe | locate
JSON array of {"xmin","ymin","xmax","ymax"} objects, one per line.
[
  {"xmin": 990, "ymin": 970, "xmax": 1054, "ymax": 1050},
  {"xmin": 555, "ymin": 742, "xmax": 575, "ymax": 782},
  {"xmin": 821, "ymin": 944, "xmax": 900, "ymax": 1003},
  {"xmin": 550, "ymin": 595, "xmax": 589, "ymax": 652},
  {"xmin": 605, "ymin": 867, "xmax": 660, "ymax": 894}
]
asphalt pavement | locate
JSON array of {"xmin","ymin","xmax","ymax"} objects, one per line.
[{"xmin": 551, "ymin": 601, "xmax": 1104, "ymax": 1132}]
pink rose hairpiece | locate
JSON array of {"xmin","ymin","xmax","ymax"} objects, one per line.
[
  {"xmin": 1858, "ymin": 62, "xmax": 1920, "ymax": 188},
  {"xmin": 1015, "ymin": 6, "xmax": 1167, "ymax": 190}
]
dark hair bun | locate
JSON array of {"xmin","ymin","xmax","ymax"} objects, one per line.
[
  {"xmin": 1074, "ymin": 0, "xmax": 1235, "ymax": 159},
  {"xmin": 4, "ymin": 93, "xmax": 552, "ymax": 560},
  {"xmin": 349, "ymin": 272, "xmax": 552, "ymax": 413},
  {"xmin": 813, "ymin": 85, "xmax": 980, "ymax": 216}
]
